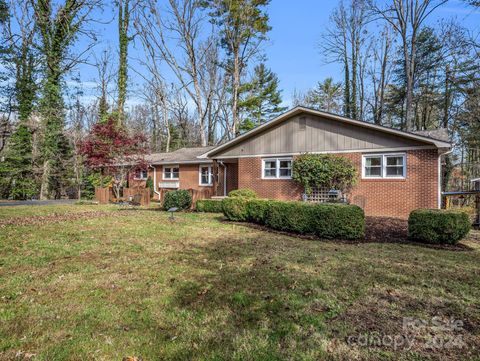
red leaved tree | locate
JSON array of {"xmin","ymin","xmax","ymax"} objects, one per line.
[{"xmin": 80, "ymin": 117, "xmax": 149, "ymax": 199}]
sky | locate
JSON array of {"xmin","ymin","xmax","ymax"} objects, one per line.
[{"xmin": 71, "ymin": 0, "xmax": 480, "ymax": 109}]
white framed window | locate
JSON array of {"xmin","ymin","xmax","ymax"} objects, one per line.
[
  {"xmin": 134, "ymin": 169, "xmax": 148, "ymax": 180},
  {"xmin": 362, "ymin": 153, "xmax": 406, "ymax": 179},
  {"xmin": 199, "ymin": 164, "xmax": 213, "ymax": 186},
  {"xmin": 262, "ymin": 158, "xmax": 292, "ymax": 179},
  {"xmin": 163, "ymin": 165, "xmax": 179, "ymax": 180}
]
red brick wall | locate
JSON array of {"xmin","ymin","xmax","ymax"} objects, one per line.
[
  {"xmin": 148, "ymin": 164, "xmax": 214, "ymax": 200},
  {"xmin": 237, "ymin": 149, "xmax": 439, "ymax": 218}
]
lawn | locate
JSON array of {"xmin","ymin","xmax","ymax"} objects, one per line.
[{"xmin": 0, "ymin": 205, "xmax": 479, "ymax": 360}]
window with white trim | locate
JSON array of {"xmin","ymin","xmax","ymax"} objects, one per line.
[
  {"xmin": 362, "ymin": 153, "xmax": 406, "ymax": 179},
  {"xmin": 163, "ymin": 165, "xmax": 179, "ymax": 180},
  {"xmin": 199, "ymin": 165, "xmax": 213, "ymax": 186},
  {"xmin": 262, "ymin": 158, "xmax": 292, "ymax": 179},
  {"xmin": 134, "ymin": 169, "xmax": 148, "ymax": 180}
]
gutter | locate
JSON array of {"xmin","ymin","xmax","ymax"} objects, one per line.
[{"xmin": 150, "ymin": 165, "xmax": 161, "ymax": 200}]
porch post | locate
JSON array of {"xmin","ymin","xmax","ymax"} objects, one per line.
[{"xmin": 212, "ymin": 159, "xmax": 218, "ymax": 196}]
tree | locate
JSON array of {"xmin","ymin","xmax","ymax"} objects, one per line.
[
  {"xmin": 303, "ymin": 78, "xmax": 343, "ymax": 113},
  {"xmin": 117, "ymin": 0, "xmax": 136, "ymax": 124},
  {"xmin": 205, "ymin": 0, "xmax": 271, "ymax": 137},
  {"xmin": 32, "ymin": 0, "xmax": 100, "ymax": 199},
  {"xmin": 238, "ymin": 63, "xmax": 286, "ymax": 131},
  {"xmin": 0, "ymin": 1, "xmax": 39, "ymax": 199},
  {"xmin": 136, "ymin": 0, "xmax": 223, "ymax": 146},
  {"xmin": 370, "ymin": 0, "xmax": 448, "ymax": 130},
  {"xmin": 320, "ymin": 0, "xmax": 370, "ymax": 119},
  {"xmin": 80, "ymin": 117, "xmax": 149, "ymax": 200}
]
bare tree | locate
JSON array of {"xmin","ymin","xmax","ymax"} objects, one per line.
[
  {"xmin": 369, "ymin": 0, "xmax": 448, "ymax": 130},
  {"xmin": 367, "ymin": 25, "xmax": 393, "ymax": 124},
  {"xmin": 135, "ymin": 0, "xmax": 216, "ymax": 146},
  {"xmin": 320, "ymin": 0, "xmax": 370, "ymax": 119}
]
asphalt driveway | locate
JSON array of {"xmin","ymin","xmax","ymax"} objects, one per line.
[{"xmin": 0, "ymin": 199, "xmax": 77, "ymax": 207}]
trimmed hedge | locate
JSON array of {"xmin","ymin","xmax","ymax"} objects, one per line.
[
  {"xmin": 222, "ymin": 197, "xmax": 249, "ymax": 221},
  {"xmin": 163, "ymin": 189, "xmax": 192, "ymax": 210},
  {"xmin": 196, "ymin": 199, "xmax": 223, "ymax": 213},
  {"xmin": 246, "ymin": 199, "xmax": 275, "ymax": 224},
  {"xmin": 408, "ymin": 209, "xmax": 470, "ymax": 244},
  {"xmin": 222, "ymin": 197, "xmax": 365, "ymax": 240},
  {"xmin": 228, "ymin": 188, "xmax": 258, "ymax": 199}
]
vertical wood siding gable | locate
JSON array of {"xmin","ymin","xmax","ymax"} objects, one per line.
[{"xmin": 217, "ymin": 115, "xmax": 426, "ymax": 157}]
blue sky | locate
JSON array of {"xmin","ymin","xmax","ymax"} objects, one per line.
[{"xmin": 72, "ymin": 0, "xmax": 480, "ymax": 108}]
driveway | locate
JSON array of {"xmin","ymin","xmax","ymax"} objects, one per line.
[{"xmin": 0, "ymin": 199, "xmax": 77, "ymax": 207}]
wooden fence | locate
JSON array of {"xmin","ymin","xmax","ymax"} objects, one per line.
[
  {"xmin": 95, "ymin": 187, "xmax": 110, "ymax": 204},
  {"xmin": 95, "ymin": 187, "xmax": 150, "ymax": 206},
  {"xmin": 123, "ymin": 188, "xmax": 150, "ymax": 206}
]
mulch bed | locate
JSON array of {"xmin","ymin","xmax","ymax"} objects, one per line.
[{"xmin": 230, "ymin": 216, "xmax": 474, "ymax": 251}]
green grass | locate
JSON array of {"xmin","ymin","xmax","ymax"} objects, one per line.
[{"xmin": 0, "ymin": 204, "xmax": 479, "ymax": 360}]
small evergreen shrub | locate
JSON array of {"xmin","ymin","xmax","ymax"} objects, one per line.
[
  {"xmin": 146, "ymin": 176, "xmax": 154, "ymax": 198},
  {"xmin": 196, "ymin": 199, "xmax": 224, "ymax": 213},
  {"xmin": 222, "ymin": 197, "xmax": 249, "ymax": 221},
  {"xmin": 309, "ymin": 203, "xmax": 365, "ymax": 240},
  {"xmin": 265, "ymin": 201, "xmax": 314, "ymax": 234},
  {"xmin": 246, "ymin": 199, "xmax": 275, "ymax": 223},
  {"xmin": 163, "ymin": 189, "xmax": 192, "ymax": 210},
  {"xmin": 408, "ymin": 209, "xmax": 470, "ymax": 244},
  {"xmin": 228, "ymin": 188, "xmax": 258, "ymax": 199}
]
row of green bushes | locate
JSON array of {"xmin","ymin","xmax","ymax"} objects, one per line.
[
  {"xmin": 168, "ymin": 188, "xmax": 471, "ymax": 245},
  {"xmin": 222, "ymin": 197, "xmax": 366, "ymax": 240}
]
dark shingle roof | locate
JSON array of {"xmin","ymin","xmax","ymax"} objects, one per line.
[
  {"xmin": 413, "ymin": 129, "xmax": 450, "ymax": 142},
  {"xmin": 146, "ymin": 146, "xmax": 214, "ymax": 164}
]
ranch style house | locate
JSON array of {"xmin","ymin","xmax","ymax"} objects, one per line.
[{"xmin": 130, "ymin": 107, "xmax": 451, "ymax": 218}]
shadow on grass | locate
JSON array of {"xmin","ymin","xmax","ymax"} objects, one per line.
[{"xmin": 165, "ymin": 229, "xmax": 480, "ymax": 360}]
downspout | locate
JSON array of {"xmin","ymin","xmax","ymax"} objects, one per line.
[
  {"xmin": 438, "ymin": 149, "xmax": 453, "ymax": 209},
  {"xmin": 219, "ymin": 161, "xmax": 227, "ymax": 196},
  {"xmin": 150, "ymin": 165, "xmax": 161, "ymax": 200}
]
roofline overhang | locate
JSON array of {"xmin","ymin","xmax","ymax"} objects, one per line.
[
  {"xmin": 147, "ymin": 159, "xmax": 213, "ymax": 166},
  {"xmin": 199, "ymin": 106, "xmax": 452, "ymax": 159}
]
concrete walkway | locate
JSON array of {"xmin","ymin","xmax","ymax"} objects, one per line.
[{"xmin": 0, "ymin": 199, "xmax": 77, "ymax": 207}]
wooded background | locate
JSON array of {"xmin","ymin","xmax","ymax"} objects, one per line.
[{"xmin": 0, "ymin": 0, "xmax": 479, "ymax": 199}]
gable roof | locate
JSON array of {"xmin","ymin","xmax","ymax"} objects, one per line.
[
  {"xmin": 147, "ymin": 146, "xmax": 214, "ymax": 165},
  {"xmin": 201, "ymin": 107, "xmax": 451, "ymax": 158}
]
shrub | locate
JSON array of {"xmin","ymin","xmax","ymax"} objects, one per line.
[
  {"xmin": 309, "ymin": 203, "xmax": 365, "ymax": 240},
  {"xmin": 222, "ymin": 197, "xmax": 365, "ymax": 240},
  {"xmin": 228, "ymin": 188, "xmax": 258, "ymax": 199},
  {"xmin": 196, "ymin": 199, "xmax": 223, "ymax": 213},
  {"xmin": 408, "ymin": 209, "xmax": 470, "ymax": 244},
  {"xmin": 265, "ymin": 201, "xmax": 314, "ymax": 234},
  {"xmin": 222, "ymin": 197, "xmax": 249, "ymax": 221},
  {"xmin": 146, "ymin": 176, "xmax": 154, "ymax": 197},
  {"xmin": 163, "ymin": 189, "xmax": 192, "ymax": 210},
  {"xmin": 246, "ymin": 199, "xmax": 275, "ymax": 224},
  {"xmin": 292, "ymin": 154, "xmax": 357, "ymax": 195}
]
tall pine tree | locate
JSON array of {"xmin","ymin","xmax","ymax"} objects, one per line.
[
  {"xmin": 238, "ymin": 63, "xmax": 286, "ymax": 132},
  {"xmin": 0, "ymin": 1, "xmax": 38, "ymax": 199}
]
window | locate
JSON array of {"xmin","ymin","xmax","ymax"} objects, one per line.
[
  {"xmin": 262, "ymin": 158, "xmax": 292, "ymax": 179},
  {"xmin": 199, "ymin": 165, "xmax": 213, "ymax": 186},
  {"xmin": 134, "ymin": 170, "xmax": 148, "ymax": 180},
  {"xmin": 362, "ymin": 153, "xmax": 406, "ymax": 179},
  {"xmin": 163, "ymin": 165, "xmax": 179, "ymax": 180}
]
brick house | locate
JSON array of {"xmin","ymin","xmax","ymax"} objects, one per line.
[{"xmin": 134, "ymin": 107, "xmax": 451, "ymax": 218}]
